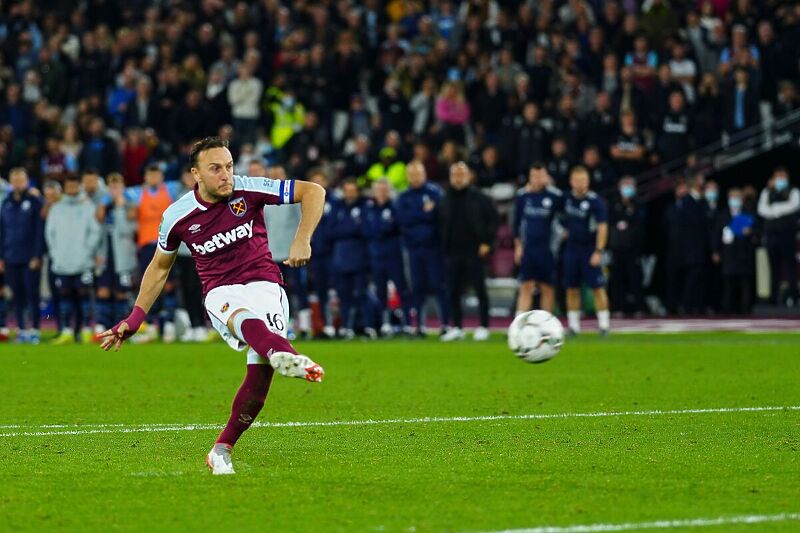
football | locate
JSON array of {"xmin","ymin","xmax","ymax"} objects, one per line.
[{"xmin": 508, "ymin": 310, "xmax": 565, "ymax": 363}]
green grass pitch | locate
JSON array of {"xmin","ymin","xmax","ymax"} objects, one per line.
[{"xmin": 0, "ymin": 333, "xmax": 798, "ymax": 532}]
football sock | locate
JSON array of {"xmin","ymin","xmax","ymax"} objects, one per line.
[
  {"xmin": 162, "ymin": 292, "xmax": 177, "ymax": 323},
  {"xmin": 297, "ymin": 308, "xmax": 311, "ymax": 333},
  {"xmin": 233, "ymin": 311, "xmax": 297, "ymax": 357},
  {"xmin": 567, "ymin": 311, "xmax": 581, "ymax": 333},
  {"xmin": 216, "ymin": 364, "xmax": 274, "ymax": 447},
  {"xmin": 96, "ymin": 297, "xmax": 112, "ymax": 328},
  {"xmin": 58, "ymin": 298, "xmax": 73, "ymax": 331},
  {"xmin": 80, "ymin": 295, "xmax": 92, "ymax": 327},
  {"xmin": 597, "ymin": 310, "xmax": 610, "ymax": 331}
]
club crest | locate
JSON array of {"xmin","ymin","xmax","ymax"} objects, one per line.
[{"xmin": 228, "ymin": 197, "xmax": 247, "ymax": 217}]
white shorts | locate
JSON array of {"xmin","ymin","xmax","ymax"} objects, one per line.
[{"xmin": 205, "ymin": 281, "xmax": 290, "ymax": 365}]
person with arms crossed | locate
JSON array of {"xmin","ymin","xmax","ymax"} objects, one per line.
[
  {"xmin": 513, "ymin": 163, "xmax": 564, "ymax": 315},
  {"xmin": 99, "ymin": 137, "xmax": 326, "ymax": 475},
  {"xmin": 563, "ymin": 166, "xmax": 611, "ymax": 336}
]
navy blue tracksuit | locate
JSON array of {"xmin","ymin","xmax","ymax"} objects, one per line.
[
  {"xmin": 330, "ymin": 198, "xmax": 371, "ymax": 331},
  {"xmin": 363, "ymin": 199, "xmax": 412, "ymax": 327},
  {"xmin": 395, "ymin": 182, "xmax": 449, "ymax": 331},
  {"xmin": 563, "ymin": 191, "xmax": 608, "ymax": 289},
  {"xmin": 0, "ymin": 191, "xmax": 43, "ymax": 330},
  {"xmin": 512, "ymin": 186, "xmax": 564, "ymax": 284},
  {"xmin": 311, "ymin": 196, "xmax": 336, "ymax": 327}
]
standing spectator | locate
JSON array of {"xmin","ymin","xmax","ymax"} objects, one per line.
[
  {"xmin": 121, "ymin": 128, "xmax": 150, "ymax": 186},
  {"xmin": 547, "ymin": 137, "xmax": 573, "ymax": 191},
  {"xmin": 93, "ymin": 173, "xmax": 137, "ymax": 337},
  {"xmin": 46, "ymin": 174, "xmax": 101, "ymax": 344},
  {"xmin": 474, "ymin": 145, "xmax": 505, "ymax": 188},
  {"xmin": 610, "ymin": 111, "xmax": 647, "ymax": 178},
  {"xmin": 563, "ymin": 166, "xmax": 611, "ymax": 336},
  {"xmin": 513, "ymin": 164, "xmax": 564, "ymax": 314},
  {"xmin": 41, "ymin": 136, "xmax": 76, "ymax": 181},
  {"xmin": 583, "ymin": 146, "xmax": 617, "ymax": 197},
  {"xmin": 378, "ymin": 77, "xmax": 411, "ymax": 138},
  {"xmin": 79, "ymin": 118, "xmax": 120, "ymax": 176},
  {"xmin": 473, "ymin": 71, "xmax": 507, "ymax": 144},
  {"xmin": 512, "ymin": 102, "xmax": 549, "ymax": 181},
  {"xmin": 128, "ymin": 165, "xmax": 181, "ymax": 342},
  {"xmin": 584, "ymin": 92, "xmax": 617, "ymax": 156},
  {"xmin": 396, "ymin": 161, "xmax": 450, "ymax": 337},
  {"xmin": 363, "ymin": 179, "xmax": 412, "ymax": 336},
  {"xmin": 608, "ymin": 176, "xmax": 646, "ymax": 316},
  {"xmin": 714, "ymin": 188, "xmax": 758, "ymax": 314},
  {"xmin": 330, "ymin": 179, "xmax": 372, "ymax": 339},
  {"xmin": 262, "ymin": 163, "xmax": 311, "ymax": 339},
  {"xmin": 435, "ymin": 81, "xmax": 470, "ymax": 145},
  {"xmin": 0, "ymin": 84, "xmax": 31, "ymax": 139},
  {"xmin": 695, "ymin": 73, "xmax": 723, "ymax": 147},
  {"xmin": 758, "ymin": 167, "xmax": 799, "ymax": 306},
  {"xmin": 665, "ymin": 175, "xmax": 711, "ymax": 314},
  {"xmin": 0, "ymin": 168, "xmax": 43, "ymax": 343},
  {"xmin": 668, "ymin": 42, "xmax": 698, "ymax": 103},
  {"xmin": 439, "ymin": 162, "xmax": 497, "ymax": 341},
  {"xmin": 624, "ymin": 35, "xmax": 658, "ymax": 96},
  {"xmin": 656, "ymin": 91, "xmax": 694, "ymax": 164},
  {"xmin": 124, "ymin": 77, "xmax": 158, "ymax": 131},
  {"xmin": 723, "ymin": 67, "xmax": 759, "ymax": 134},
  {"xmin": 227, "ymin": 65, "xmax": 262, "ymax": 146}
]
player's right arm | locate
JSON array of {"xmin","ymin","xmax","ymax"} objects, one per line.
[{"xmin": 98, "ymin": 248, "xmax": 176, "ymax": 352}]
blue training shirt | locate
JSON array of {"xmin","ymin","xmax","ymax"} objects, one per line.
[
  {"xmin": 564, "ymin": 191, "xmax": 608, "ymax": 247},
  {"xmin": 512, "ymin": 186, "xmax": 564, "ymax": 247}
]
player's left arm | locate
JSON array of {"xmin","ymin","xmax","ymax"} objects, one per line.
[
  {"xmin": 285, "ymin": 180, "xmax": 326, "ymax": 267},
  {"xmin": 591, "ymin": 199, "xmax": 609, "ymax": 267}
]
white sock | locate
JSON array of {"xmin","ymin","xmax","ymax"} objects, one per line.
[
  {"xmin": 567, "ymin": 311, "xmax": 581, "ymax": 332},
  {"xmin": 597, "ymin": 310, "xmax": 610, "ymax": 331},
  {"xmin": 297, "ymin": 308, "xmax": 311, "ymax": 331}
]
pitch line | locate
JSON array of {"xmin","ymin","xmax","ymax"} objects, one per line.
[
  {"xmin": 477, "ymin": 512, "xmax": 800, "ymax": 532},
  {"xmin": 0, "ymin": 405, "xmax": 797, "ymax": 438}
]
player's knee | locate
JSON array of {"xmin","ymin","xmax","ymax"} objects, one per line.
[{"xmin": 227, "ymin": 308, "xmax": 258, "ymax": 340}]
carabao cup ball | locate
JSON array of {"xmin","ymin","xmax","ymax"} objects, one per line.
[{"xmin": 507, "ymin": 310, "xmax": 565, "ymax": 363}]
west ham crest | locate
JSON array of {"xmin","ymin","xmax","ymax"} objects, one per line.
[{"xmin": 228, "ymin": 197, "xmax": 247, "ymax": 217}]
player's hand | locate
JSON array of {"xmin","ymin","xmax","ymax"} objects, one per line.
[
  {"xmin": 98, "ymin": 322, "xmax": 130, "ymax": 352},
  {"xmin": 0, "ymin": 259, "xmax": 4, "ymax": 273},
  {"xmin": 423, "ymin": 201, "xmax": 435, "ymax": 212},
  {"xmin": 590, "ymin": 251, "xmax": 602, "ymax": 267},
  {"xmin": 514, "ymin": 244, "xmax": 522, "ymax": 265},
  {"xmin": 284, "ymin": 240, "xmax": 311, "ymax": 267},
  {"xmin": 29, "ymin": 257, "xmax": 41, "ymax": 270},
  {"xmin": 478, "ymin": 243, "xmax": 491, "ymax": 258}
]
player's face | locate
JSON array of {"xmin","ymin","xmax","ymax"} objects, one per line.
[
  {"xmin": 343, "ymin": 183, "xmax": 359, "ymax": 202},
  {"xmin": 528, "ymin": 169, "xmax": 548, "ymax": 190},
  {"xmin": 193, "ymin": 147, "xmax": 234, "ymax": 200},
  {"xmin": 407, "ymin": 163, "xmax": 426, "ymax": 189},
  {"xmin": 570, "ymin": 171, "xmax": 590, "ymax": 195},
  {"xmin": 449, "ymin": 165, "xmax": 470, "ymax": 189},
  {"xmin": 373, "ymin": 181, "xmax": 390, "ymax": 202},
  {"xmin": 9, "ymin": 171, "xmax": 28, "ymax": 193}
]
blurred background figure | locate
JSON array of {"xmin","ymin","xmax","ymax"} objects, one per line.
[
  {"xmin": 713, "ymin": 187, "xmax": 758, "ymax": 314},
  {"xmin": 608, "ymin": 176, "xmax": 646, "ymax": 317},
  {"xmin": 758, "ymin": 167, "xmax": 800, "ymax": 307}
]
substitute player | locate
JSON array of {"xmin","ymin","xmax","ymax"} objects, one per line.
[
  {"xmin": 99, "ymin": 137, "xmax": 326, "ymax": 475},
  {"xmin": 513, "ymin": 163, "xmax": 564, "ymax": 314},
  {"xmin": 563, "ymin": 166, "xmax": 610, "ymax": 336}
]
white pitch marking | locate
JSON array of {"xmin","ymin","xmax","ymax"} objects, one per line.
[
  {"xmin": 477, "ymin": 512, "xmax": 800, "ymax": 533},
  {"xmin": 0, "ymin": 405, "xmax": 797, "ymax": 438}
]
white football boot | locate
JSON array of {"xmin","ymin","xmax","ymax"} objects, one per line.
[
  {"xmin": 270, "ymin": 352, "xmax": 325, "ymax": 382},
  {"xmin": 473, "ymin": 327, "xmax": 490, "ymax": 341},
  {"xmin": 440, "ymin": 327, "xmax": 465, "ymax": 342},
  {"xmin": 206, "ymin": 443, "xmax": 235, "ymax": 475}
]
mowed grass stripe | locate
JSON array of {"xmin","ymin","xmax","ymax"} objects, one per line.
[
  {"xmin": 478, "ymin": 512, "xmax": 800, "ymax": 532},
  {"xmin": 2, "ymin": 404, "xmax": 798, "ymax": 438}
]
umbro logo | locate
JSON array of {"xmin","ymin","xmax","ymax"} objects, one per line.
[{"xmin": 189, "ymin": 223, "xmax": 202, "ymax": 233}]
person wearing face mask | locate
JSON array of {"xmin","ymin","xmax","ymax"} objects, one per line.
[
  {"xmin": 713, "ymin": 188, "xmax": 758, "ymax": 314},
  {"xmin": 704, "ymin": 180, "xmax": 723, "ymax": 311},
  {"xmin": 704, "ymin": 180, "xmax": 720, "ymax": 213},
  {"xmin": 607, "ymin": 176, "xmax": 646, "ymax": 317},
  {"xmin": 757, "ymin": 167, "xmax": 800, "ymax": 306}
]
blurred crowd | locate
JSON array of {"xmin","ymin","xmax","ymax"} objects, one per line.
[{"xmin": 0, "ymin": 0, "xmax": 799, "ymax": 341}]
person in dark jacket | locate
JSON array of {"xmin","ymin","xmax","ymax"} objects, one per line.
[
  {"xmin": 757, "ymin": 167, "xmax": 799, "ymax": 306},
  {"xmin": 308, "ymin": 169, "xmax": 337, "ymax": 338},
  {"xmin": 439, "ymin": 162, "xmax": 498, "ymax": 341},
  {"xmin": 363, "ymin": 179, "xmax": 412, "ymax": 336},
  {"xmin": 395, "ymin": 161, "xmax": 450, "ymax": 337},
  {"xmin": 722, "ymin": 68, "xmax": 760, "ymax": 135},
  {"xmin": 608, "ymin": 176, "xmax": 646, "ymax": 316},
  {"xmin": 0, "ymin": 168, "xmax": 43, "ymax": 343},
  {"xmin": 330, "ymin": 179, "xmax": 373, "ymax": 338},
  {"xmin": 713, "ymin": 188, "xmax": 758, "ymax": 314},
  {"xmin": 79, "ymin": 117, "xmax": 121, "ymax": 177},
  {"xmin": 665, "ymin": 175, "xmax": 711, "ymax": 314}
]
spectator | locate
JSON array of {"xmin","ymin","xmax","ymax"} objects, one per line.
[
  {"xmin": 713, "ymin": 187, "xmax": 758, "ymax": 314},
  {"xmin": 0, "ymin": 168, "xmax": 43, "ymax": 343},
  {"xmin": 624, "ymin": 35, "xmax": 658, "ymax": 95},
  {"xmin": 0, "ymin": 84, "xmax": 31, "ymax": 139},
  {"xmin": 121, "ymin": 128, "xmax": 150, "ymax": 186},
  {"xmin": 656, "ymin": 91, "xmax": 694, "ymax": 164},
  {"xmin": 79, "ymin": 117, "xmax": 120, "ymax": 176},
  {"xmin": 547, "ymin": 137, "xmax": 573, "ymax": 191},
  {"xmin": 474, "ymin": 145, "xmax": 505, "ymax": 188},
  {"xmin": 344, "ymin": 134, "xmax": 373, "ymax": 183},
  {"xmin": 610, "ymin": 111, "xmax": 647, "ymax": 178},
  {"xmin": 266, "ymin": 85, "xmax": 305, "ymax": 151},
  {"xmin": 378, "ymin": 77, "xmax": 412, "ymax": 138},
  {"xmin": 512, "ymin": 102, "xmax": 549, "ymax": 181},
  {"xmin": 668, "ymin": 42, "xmax": 698, "ymax": 103},
  {"xmin": 608, "ymin": 176, "xmax": 646, "ymax": 316},
  {"xmin": 283, "ymin": 111, "xmax": 330, "ymax": 179},
  {"xmin": 695, "ymin": 73, "xmax": 723, "ymax": 147},
  {"xmin": 774, "ymin": 81, "xmax": 799, "ymax": 119},
  {"xmin": 723, "ymin": 68, "xmax": 759, "ymax": 134},
  {"xmin": 584, "ymin": 92, "xmax": 617, "ymax": 156},
  {"xmin": 124, "ymin": 77, "xmax": 158, "ymax": 131},
  {"xmin": 583, "ymin": 145, "xmax": 616, "ymax": 197},
  {"xmin": 439, "ymin": 162, "xmax": 497, "ymax": 341},
  {"xmin": 365, "ymin": 147, "xmax": 407, "ymax": 192},
  {"xmin": 41, "ymin": 136, "xmax": 76, "ymax": 181},
  {"xmin": 45, "ymin": 174, "xmax": 101, "ymax": 344},
  {"xmin": 473, "ymin": 71, "xmax": 506, "ymax": 144},
  {"xmin": 435, "ymin": 81, "xmax": 470, "ymax": 145},
  {"xmin": 757, "ymin": 167, "xmax": 800, "ymax": 306},
  {"xmin": 227, "ymin": 65, "xmax": 263, "ymax": 146}
]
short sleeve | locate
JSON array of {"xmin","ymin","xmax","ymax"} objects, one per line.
[
  {"xmin": 157, "ymin": 212, "xmax": 181, "ymax": 254},
  {"xmin": 233, "ymin": 175, "xmax": 295, "ymax": 206},
  {"xmin": 594, "ymin": 198, "xmax": 609, "ymax": 223}
]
